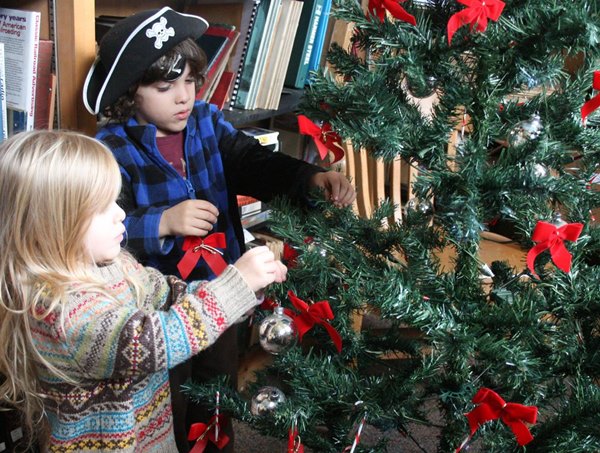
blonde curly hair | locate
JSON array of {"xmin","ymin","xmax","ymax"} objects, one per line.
[{"xmin": 0, "ymin": 130, "xmax": 140, "ymax": 448}]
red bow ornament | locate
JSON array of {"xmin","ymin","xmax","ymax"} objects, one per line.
[
  {"xmin": 368, "ymin": 0, "xmax": 416, "ymax": 26},
  {"xmin": 447, "ymin": 0, "xmax": 505, "ymax": 45},
  {"xmin": 456, "ymin": 388, "xmax": 538, "ymax": 452},
  {"xmin": 288, "ymin": 427, "xmax": 304, "ymax": 453},
  {"xmin": 188, "ymin": 416, "xmax": 230, "ymax": 453},
  {"xmin": 177, "ymin": 233, "xmax": 228, "ymax": 279},
  {"xmin": 581, "ymin": 71, "xmax": 600, "ymax": 124},
  {"xmin": 297, "ymin": 115, "xmax": 345, "ymax": 164},
  {"xmin": 526, "ymin": 221, "xmax": 583, "ymax": 278},
  {"xmin": 283, "ymin": 243, "xmax": 300, "ymax": 269},
  {"xmin": 259, "ymin": 296, "xmax": 280, "ymax": 311},
  {"xmin": 287, "ymin": 290, "xmax": 342, "ymax": 353}
]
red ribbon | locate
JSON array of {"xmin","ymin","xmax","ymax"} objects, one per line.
[
  {"xmin": 287, "ymin": 290, "xmax": 342, "ymax": 353},
  {"xmin": 457, "ymin": 388, "xmax": 537, "ymax": 451},
  {"xmin": 287, "ymin": 427, "xmax": 304, "ymax": 453},
  {"xmin": 283, "ymin": 243, "xmax": 300, "ymax": 269},
  {"xmin": 259, "ymin": 296, "xmax": 280, "ymax": 311},
  {"xmin": 447, "ymin": 0, "xmax": 505, "ymax": 45},
  {"xmin": 297, "ymin": 115, "xmax": 344, "ymax": 164},
  {"xmin": 282, "ymin": 237, "xmax": 315, "ymax": 269},
  {"xmin": 177, "ymin": 233, "xmax": 228, "ymax": 279},
  {"xmin": 581, "ymin": 71, "xmax": 600, "ymax": 124},
  {"xmin": 188, "ymin": 416, "xmax": 230, "ymax": 453},
  {"xmin": 368, "ymin": 0, "xmax": 416, "ymax": 26},
  {"xmin": 526, "ymin": 221, "xmax": 583, "ymax": 278}
]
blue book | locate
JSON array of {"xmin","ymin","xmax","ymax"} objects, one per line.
[
  {"xmin": 7, "ymin": 108, "xmax": 27, "ymax": 136},
  {"xmin": 306, "ymin": 0, "xmax": 332, "ymax": 84},
  {"xmin": 284, "ymin": 0, "xmax": 325, "ymax": 89}
]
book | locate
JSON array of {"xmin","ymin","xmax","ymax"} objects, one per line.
[
  {"xmin": 209, "ymin": 70, "xmax": 234, "ymax": 109},
  {"xmin": 232, "ymin": 0, "xmax": 272, "ymax": 109},
  {"xmin": 203, "ymin": 34, "xmax": 239, "ymax": 102},
  {"xmin": 240, "ymin": 208, "xmax": 271, "ymax": 229},
  {"xmin": 225, "ymin": 0, "xmax": 260, "ymax": 106},
  {"xmin": 240, "ymin": 126, "xmax": 280, "ymax": 151},
  {"xmin": 284, "ymin": 0, "xmax": 325, "ymax": 89},
  {"xmin": 237, "ymin": 125, "xmax": 282, "ymax": 229},
  {"xmin": 254, "ymin": 0, "xmax": 304, "ymax": 110},
  {"xmin": 0, "ymin": 43, "xmax": 7, "ymax": 141},
  {"xmin": 34, "ymin": 39, "xmax": 55, "ymax": 130},
  {"xmin": 306, "ymin": 0, "xmax": 332, "ymax": 83},
  {"xmin": 253, "ymin": 0, "xmax": 291, "ymax": 109},
  {"xmin": 237, "ymin": 195, "xmax": 263, "ymax": 217},
  {"xmin": 227, "ymin": 0, "xmax": 260, "ymax": 79},
  {"xmin": 245, "ymin": 0, "xmax": 282, "ymax": 110},
  {"xmin": 7, "ymin": 109, "xmax": 26, "ymax": 135},
  {"xmin": 263, "ymin": 0, "xmax": 304, "ymax": 110},
  {"xmin": 0, "ymin": 7, "xmax": 41, "ymax": 132},
  {"xmin": 195, "ymin": 24, "xmax": 239, "ymax": 102}
]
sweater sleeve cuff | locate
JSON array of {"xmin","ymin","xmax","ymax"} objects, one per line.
[{"xmin": 205, "ymin": 265, "xmax": 257, "ymax": 325}]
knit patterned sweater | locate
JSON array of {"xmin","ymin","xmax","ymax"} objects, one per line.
[{"xmin": 31, "ymin": 255, "xmax": 257, "ymax": 452}]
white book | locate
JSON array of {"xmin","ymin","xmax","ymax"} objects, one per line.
[
  {"xmin": 245, "ymin": 0, "xmax": 281, "ymax": 109},
  {"xmin": 254, "ymin": 0, "xmax": 297, "ymax": 110},
  {"xmin": 265, "ymin": 0, "xmax": 303, "ymax": 110},
  {"xmin": 0, "ymin": 43, "xmax": 8, "ymax": 141},
  {"xmin": 0, "ymin": 7, "xmax": 41, "ymax": 132},
  {"xmin": 240, "ymin": 126, "xmax": 280, "ymax": 151}
]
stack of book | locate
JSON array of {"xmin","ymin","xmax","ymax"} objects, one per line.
[
  {"xmin": 237, "ymin": 126, "xmax": 280, "ymax": 229},
  {"xmin": 284, "ymin": 0, "xmax": 332, "ymax": 89},
  {"xmin": 227, "ymin": 0, "xmax": 332, "ymax": 111},
  {"xmin": 230, "ymin": 0, "xmax": 302, "ymax": 111},
  {"xmin": 195, "ymin": 24, "xmax": 240, "ymax": 109},
  {"xmin": 239, "ymin": 125, "xmax": 280, "ymax": 151},
  {"xmin": 0, "ymin": 7, "xmax": 56, "ymax": 140},
  {"xmin": 93, "ymin": 0, "xmax": 336, "ymax": 115}
]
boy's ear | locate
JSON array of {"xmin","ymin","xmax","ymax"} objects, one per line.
[{"xmin": 83, "ymin": 6, "xmax": 208, "ymax": 115}]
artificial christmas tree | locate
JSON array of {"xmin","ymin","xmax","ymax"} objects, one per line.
[{"xmin": 186, "ymin": 0, "xmax": 600, "ymax": 451}]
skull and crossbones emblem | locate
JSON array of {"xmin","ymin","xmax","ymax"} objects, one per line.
[{"xmin": 145, "ymin": 17, "xmax": 175, "ymax": 49}]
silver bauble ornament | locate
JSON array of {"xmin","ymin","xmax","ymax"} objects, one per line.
[
  {"xmin": 250, "ymin": 386, "xmax": 286, "ymax": 416},
  {"xmin": 258, "ymin": 306, "xmax": 296, "ymax": 355},
  {"xmin": 406, "ymin": 75, "xmax": 437, "ymax": 98},
  {"xmin": 533, "ymin": 163, "xmax": 549, "ymax": 178},
  {"xmin": 550, "ymin": 211, "xmax": 567, "ymax": 227},
  {"xmin": 405, "ymin": 197, "xmax": 434, "ymax": 217},
  {"xmin": 307, "ymin": 240, "xmax": 327, "ymax": 257},
  {"xmin": 508, "ymin": 113, "xmax": 544, "ymax": 147}
]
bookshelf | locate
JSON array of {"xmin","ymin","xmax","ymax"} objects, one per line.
[
  {"xmin": 0, "ymin": 0, "xmax": 98, "ymax": 134},
  {"xmin": 0, "ymin": 0, "xmax": 323, "ymax": 135},
  {"xmin": 223, "ymin": 87, "xmax": 303, "ymax": 127}
]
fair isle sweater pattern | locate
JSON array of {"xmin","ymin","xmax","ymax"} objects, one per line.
[{"xmin": 31, "ymin": 256, "xmax": 256, "ymax": 452}]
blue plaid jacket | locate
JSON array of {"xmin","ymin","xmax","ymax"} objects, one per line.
[{"xmin": 97, "ymin": 101, "xmax": 323, "ymax": 281}]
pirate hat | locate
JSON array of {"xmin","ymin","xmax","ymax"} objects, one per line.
[{"xmin": 83, "ymin": 7, "xmax": 208, "ymax": 115}]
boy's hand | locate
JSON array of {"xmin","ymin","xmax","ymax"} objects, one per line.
[
  {"xmin": 159, "ymin": 200, "xmax": 219, "ymax": 238},
  {"xmin": 309, "ymin": 172, "xmax": 356, "ymax": 208},
  {"xmin": 234, "ymin": 246, "xmax": 287, "ymax": 293}
]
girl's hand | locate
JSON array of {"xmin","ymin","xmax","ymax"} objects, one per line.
[
  {"xmin": 310, "ymin": 172, "xmax": 356, "ymax": 208},
  {"xmin": 234, "ymin": 246, "xmax": 287, "ymax": 292}
]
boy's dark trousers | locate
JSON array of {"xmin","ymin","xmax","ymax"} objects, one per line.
[{"xmin": 170, "ymin": 326, "xmax": 238, "ymax": 453}]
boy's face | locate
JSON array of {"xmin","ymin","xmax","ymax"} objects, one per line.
[{"xmin": 133, "ymin": 63, "xmax": 196, "ymax": 137}]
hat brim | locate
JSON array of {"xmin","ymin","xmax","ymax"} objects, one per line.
[{"xmin": 83, "ymin": 7, "xmax": 208, "ymax": 115}]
